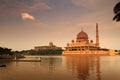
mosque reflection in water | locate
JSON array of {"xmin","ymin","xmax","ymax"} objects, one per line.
[
  {"xmin": 0, "ymin": 56, "xmax": 103, "ymax": 80},
  {"xmin": 65, "ymin": 56, "xmax": 101, "ymax": 80}
]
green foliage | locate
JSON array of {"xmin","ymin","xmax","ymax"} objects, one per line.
[
  {"xmin": 28, "ymin": 50, "xmax": 37, "ymax": 55},
  {"xmin": 0, "ymin": 47, "xmax": 13, "ymax": 55},
  {"xmin": 115, "ymin": 49, "xmax": 120, "ymax": 54},
  {"xmin": 113, "ymin": 2, "xmax": 120, "ymax": 21},
  {"xmin": 36, "ymin": 49, "xmax": 63, "ymax": 55},
  {"xmin": 21, "ymin": 49, "xmax": 63, "ymax": 55},
  {"xmin": 21, "ymin": 49, "xmax": 37, "ymax": 55}
]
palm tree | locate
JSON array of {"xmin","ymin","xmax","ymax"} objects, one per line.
[{"xmin": 113, "ymin": 2, "xmax": 120, "ymax": 21}]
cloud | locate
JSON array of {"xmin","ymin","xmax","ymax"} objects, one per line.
[
  {"xmin": 71, "ymin": 0, "xmax": 114, "ymax": 11},
  {"xmin": 21, "ymin": 13, "xmax": 35, "ymax": 20},
  {"xmin": 71, "ymin": 0, "xmax": 99, "ymax": 8},
  {"xmin": 22, "ymin": 17, "xmax": 48, "ymax": 27},
  {"xmin": 21, "ymin": 12, "xmax": 48, "ymax": 27},
  {"xmin": 27, "ymin": 2, "xmax": 52, "ymax": 11},
  {"xmin": 0, "ymin": 0, "xmax": 51, "ymax": 16}
]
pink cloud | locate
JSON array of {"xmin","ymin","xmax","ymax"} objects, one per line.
[{"xmin": 21, "ymin": 13, "xmax": 35, "ymax": 20}]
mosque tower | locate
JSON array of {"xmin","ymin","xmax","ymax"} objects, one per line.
[{"xmin": 96, "ymin": 23, "xmax": 99, "ymax": 47}]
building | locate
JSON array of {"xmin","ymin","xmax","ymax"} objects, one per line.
[
  {"xmin": 62, "ymin": 23, "xmax": 115, "ymax": 56},
  {"xmin": 35, "ymin": 42, "xmax": 62, "ymax": 51}
]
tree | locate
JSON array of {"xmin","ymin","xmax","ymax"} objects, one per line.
[
  {"xmin": 0, "ymin": 47, "xmax": 13, "ymax": 56},
  {"xmin": 113, "ymin": 2, "xmax": 120, "ymax": 21}
]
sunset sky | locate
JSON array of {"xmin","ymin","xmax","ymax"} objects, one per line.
[{"xmin": 0, "ymin": 0, "xmax": 120, "ymax": 51}]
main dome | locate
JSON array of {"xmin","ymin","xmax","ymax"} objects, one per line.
[{"xmin": 77, "ymin": 30, "xmax": 88, "ymax": 40}]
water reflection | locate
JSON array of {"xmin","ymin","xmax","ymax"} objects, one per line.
[
  {"xmin": 65, "ymin": 56, "xmax": 101, "ymax": 80},
  {"xmin": 1, "ymin": 56, "xmax": 120, "ymax": 80},
  {"xmin": 40, "ymin": 56, "xmax": 62, "ymax": 73},
  {"xmin": 0, "ymin": 60, "xmax": 14, "ymax": 67}
]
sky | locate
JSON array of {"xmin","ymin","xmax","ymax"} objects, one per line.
[{"xmin": 0, "ymin": 0, "xmax": 120, "ymax": 51}]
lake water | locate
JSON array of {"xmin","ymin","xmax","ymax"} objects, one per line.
[{"xmin": 0, "ymin": 55, "xmax": 120, "ymax": 80}]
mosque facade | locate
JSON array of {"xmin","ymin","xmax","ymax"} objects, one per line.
[{"xmin": 62, "ymin": 23, "xmax": 115, "ymax": 56}]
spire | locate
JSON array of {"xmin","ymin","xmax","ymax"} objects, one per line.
[{"xmin": 96, "ymin": 23, "xmax": 99, "ymax": 47}]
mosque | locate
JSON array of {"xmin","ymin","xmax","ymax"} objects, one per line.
[{"xmin": 62, "ymin": 23, "xmax": 115, "ymax": 56}]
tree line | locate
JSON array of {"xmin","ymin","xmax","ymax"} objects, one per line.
[
  {"xmin": 0, "ymin": 47, "xmax": 13, "ymax": 56},
  {"xmin": 21, "ymin": 49, "xmax": 63, "ymax": 55},
  {"xmin": 36, "ymin": 49, "xmax": 63, "ymax": 55},
  {"xmin": 0, "ymin": 47, "xmax": 14, "ymax": 59}
]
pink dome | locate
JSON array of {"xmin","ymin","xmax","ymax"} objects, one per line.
[{"xmin": 77, "ymin": 30, "xmax": 88, "ymax": 40}]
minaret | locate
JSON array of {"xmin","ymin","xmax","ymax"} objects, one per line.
[{"xmin": 96, "ymin": 23, "xmax": 99, "ymax": 47}]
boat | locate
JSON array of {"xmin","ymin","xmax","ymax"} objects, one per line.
[{"xmin": 0, "ymin": 65, "xmax": 6, "ymax": 67}]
